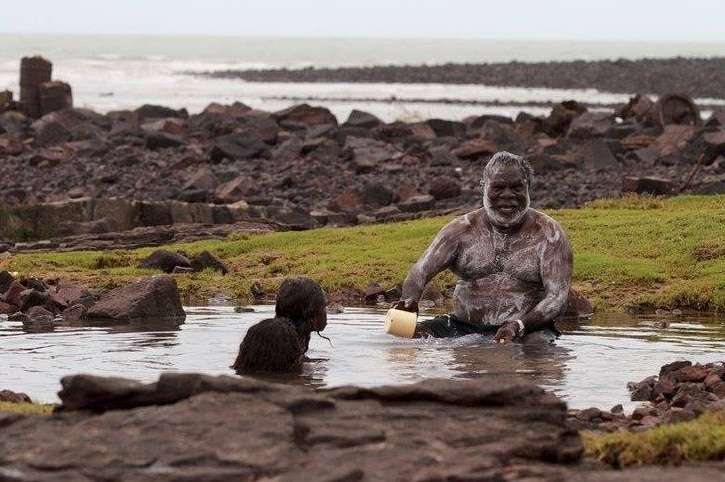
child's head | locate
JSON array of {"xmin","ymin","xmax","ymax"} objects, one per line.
[
  {"xmin": 275, "ymin": 277, "xmax": 327, "ymax": 335},
  {"xmin": 232, "ymin": 317, "xmax": 304, "ymax": 374}
]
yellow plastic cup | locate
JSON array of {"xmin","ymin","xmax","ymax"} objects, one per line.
[{"xmin": 384, "ymin": 308, "xmax": 417, "ymax": 338}]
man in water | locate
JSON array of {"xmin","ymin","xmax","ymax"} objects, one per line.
[{"xmin": 395, "ymin": 151, "xmax": 573, "ymax": 343}]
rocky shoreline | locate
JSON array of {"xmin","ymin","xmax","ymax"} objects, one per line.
[
  {"xmin": 1, "ymin": 85, "xmax": 724, "ymax": 247},
  {"xmin": 202, "ymin": 57, "xmax": 725, "ymax": 100},
  {"xmin": 1, "ymin": 359, "xmax": 724, "ymax": 480}
]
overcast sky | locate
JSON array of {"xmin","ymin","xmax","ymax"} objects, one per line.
[{"xmin": 1, "ymin": 0, "xmax": 723, "ymax": 43}]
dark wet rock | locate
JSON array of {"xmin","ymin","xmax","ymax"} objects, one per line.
[
  {"xmin": 138, "ymin": 249, "xmax": 191, "ymax": 273},
  {"xmin": 428, "ymin": 176, "xmax": 462, "ymax": 200},
  {"xmin": 61, "ymin": 303, "xmax": 87, "ymax": 324},
  {"xmin": 571, "ymin": 361, "xmax": 725, "ymax": 434},
  {"xmin": 344, "ymin": 136, "xmax": 399, "ymax": 174},
  {"xmin": 451, "ymin": 138, "xmax": 498, "ymax": 160},
  {"xmin": 363, "ymin": 281, "xmax": 386, "ymax": 305},
  {"xmin": 650, "ymin": 125, "xmax": 695, "ymax": 160},
  {"xmin": 190, "ymin": 250, "xmax": 228, "ymax": 274},
  {"xmin": 562, "ymin": 287, "xmax": 593, "ymax": 319},
  {"xmin": 0, "ymin": 389, "xmax": 31, "ymax": 403},
  {"xmin": 0, "ymin": 300, "xmax": 14, "ymax": 314},
  {"xmin": 16, "ymin": 288, "xmax": 53, "ymax": 313},
  {"xmin": 85, "ymin": 274, "xmax": 186, "ymax": 325},
  {"xmin": 210, "ymin": 134, "xmax": 269, "ymax": 162},
  {"xmin": 144, "ymin": 131, "xmax": 186, "ymax": 150},
  {"xmin": 0, "ymin": 270, "xmax": 14, "ymax": 293},
  {"xmin": 398, "ymin": 194, "xmax": 435, "ymax": 213},
  {"xmin": 622, "ymin": 176, "xmax": 674, "ymax": 195},
  {"xmin": 342, "ymin": 109, "xmax": 383, "ymax": 129},
  {"xmin": 544, "ymin": 101, "xmax": 588, "ymax": 137},
  {"xmin": 134, "ymin": 104, "xmax": 188, "ymax": 122},
  {"xmin": 660, "ymin": 360, "xmax": 693, "ymax": 377},
  {"xmin": 673, "ymin": 364, "xmax": 709, "ymax": 383},
  {"xmin": 0, "ymin": 373, "xmax": 589, "ymax": 481},
  {"xmin": 272, "ymin": 103, "xmax": 338, "ymax": 127},
  {"xmin": 427, "ymin": 118, "xmax": 466, "ymax": 138},
  {"xmin": 361, "ymin": 181, "xmax": 394, "ymax": 207},
  {"xmin": 616, "ymin": 94, "xmax": 657, "ymax": 125},
  {"xmin": 568, "ymin": 112, "xmax": 615, "ymax": 139}
]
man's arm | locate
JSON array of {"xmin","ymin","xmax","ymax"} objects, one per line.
[
  {"xmin": 522, "ymin": 226, "xmax": 573, "ymax": 331},
  {"xmin": 399, "ymin": 219, "xmax": 464, "ymax": 309}
]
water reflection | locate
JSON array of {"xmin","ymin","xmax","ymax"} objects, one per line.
[{"xmin": 1, "ymin": 307, "xmax": 723, "ymax": 411}]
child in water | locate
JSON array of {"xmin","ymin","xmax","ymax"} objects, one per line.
[{"xmin": 232, "ymin": 277, "xmax": 328, "ymax": 373}]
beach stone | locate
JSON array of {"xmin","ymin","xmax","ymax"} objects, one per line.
[
  {"xmin": 398, "ymin": 194, "xmax": 435, "ymax": 213},
  {"xmin": 567, "ymin": 112, "xmax": 614, "ymax": 139},
  {"xmin": 673, "ymin": 364, "xmax": 708, "ymax": 383},
  {"xmin": 451, "ymin": 138, "xmax": 498, "ymax": 159},
  {"xmin": 428, "ymin": 176, "xmax": 462, "ymax": 200},
  {"xmin": 144, "ymin": 131, "xmax": 186, "ymax": 150},
  {"xmin": 85, "ymin": 274, "xmax": 186, "ymax": 325},
  {"xmin": 361, "ymin": 182, "xmax": 394, "ymax": 206},
  {"xmin": 659, "ymin": 360, "xmax": 692, "ymax": 377},
  {"xmin": 427, "ymin": 118, "xmax": 466, "ymax": 138},
  {"xmin": 543, "ymin": 101, "xmax": 587, "ymax": 137},
  {"xmin": 342, "ymin": 109, "xmax": 383, "ymax": 129},
  {"xmin": 616, "ymin": 94, "xmax": 656, "ymax": 124},
  {"xmin": 134, "ymin": 104, "xmax": 187, "ymax": 122},
  {"xmin": 190, "ymin": 250, "xmax": 228, "ymax": 274},
  {"xmin": 61, "ymin": 303, "xmax": 87, "ymax": 324},
  {"xmin": 650, "ymin": 125, "xmax": 695, "ymax": 158},
  {"xmin": 622, "ymin": 176, "xmax": 674, "ymax": 195},
  {"xmin": 0, "ymin": 389, "xmax": 31, "ymax": 403},
  {"xmin": 271, "ymin": 136, "xmax": 303, "ymax": 163},
  {"xmin": 272, "ymin": 103, "xmax": 338, "ymax": 127},
  {"xmin": 210, "ymin": 134, "xmax": 269, "ymax": 162},
  {"xmin": 344, "ymin": 136, "xmax": 398, "ymax": 173},
  {"xmin": 138, "ymin": 249, "xmax": 191, "ymax": 273}
]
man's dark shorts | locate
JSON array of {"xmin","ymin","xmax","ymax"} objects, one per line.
[{"xmin": 416, "ymin": 314, "xmax": 560, "ymax": 343}]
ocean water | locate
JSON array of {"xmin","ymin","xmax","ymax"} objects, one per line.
[{"xmin": 1, "ymin": 34, "xmax": 723, "ymax": 122}]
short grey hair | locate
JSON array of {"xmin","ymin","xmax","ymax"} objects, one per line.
[{"xmin": 481, "ymin": 151, "xmax": 534, "ymax": 187}]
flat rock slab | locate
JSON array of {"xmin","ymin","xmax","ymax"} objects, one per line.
[
  {"xmin": 2, "ymin": 373, "xmax": 724, "ymax": 480},
  {"xmin": 0, "ymin": 373, "xmax": 585, "ymax": 481}
]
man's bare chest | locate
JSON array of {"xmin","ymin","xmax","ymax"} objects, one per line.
[{"xmin": 453, "ymin": 234, "xmax": 543, "ymax": 282}]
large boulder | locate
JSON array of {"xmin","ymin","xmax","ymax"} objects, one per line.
[{"xmin": 86, "ymin": 275, "xmax": 186, "ymax": 325}]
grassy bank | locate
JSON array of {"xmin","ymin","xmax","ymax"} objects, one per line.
[
  {"xmin": 1, "ymin": 194, "xmax": 724, "ymax": 312},
  {"xmin": 583, "ymin": 409, "xmax": 725, "ymax": 467}
]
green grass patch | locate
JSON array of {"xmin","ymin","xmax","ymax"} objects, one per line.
[
  {"xmin": 583, "ymin": 410, "xmax": 725, "ymax": 468},
  {"xmin": 1, "ymin": 194, "xmax": 724, "ymax": 311}
]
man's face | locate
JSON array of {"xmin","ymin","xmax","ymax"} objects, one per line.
[{"xmin": 483, "ymin": 163, "xmax": 530, "ymax": 227}]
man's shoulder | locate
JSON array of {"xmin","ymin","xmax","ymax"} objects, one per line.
[
  {"xmin": 438, "ymin": 208, "xmax": 486, "ymax": 235},
  {"xmin": 527, "ymin": 209, "xmax": 569, "ymax": 241},
  {"xmin": 528, "ymin": 208, "xmax": 563, "ymax": 226},
  {"xmin": 457, "ymin": 208, "xmax": 488, "ymax": 227}
]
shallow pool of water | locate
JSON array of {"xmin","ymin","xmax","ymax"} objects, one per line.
[{"xmin": 2, "ymin": 306, "xmax": 724, "ymax": 411}]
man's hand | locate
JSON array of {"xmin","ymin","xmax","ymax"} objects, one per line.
[
  {"xmin": 391, "ymin": 298, "xmax": 419, "ymax": 314},
  {"xmin": 494, "ymin": 320, "xmax": 523, "ymax": 344}
]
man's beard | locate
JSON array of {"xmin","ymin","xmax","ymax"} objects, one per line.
[{"xmin": 483, "ymin": 189, "xmax": 530, "ymax": 228}]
